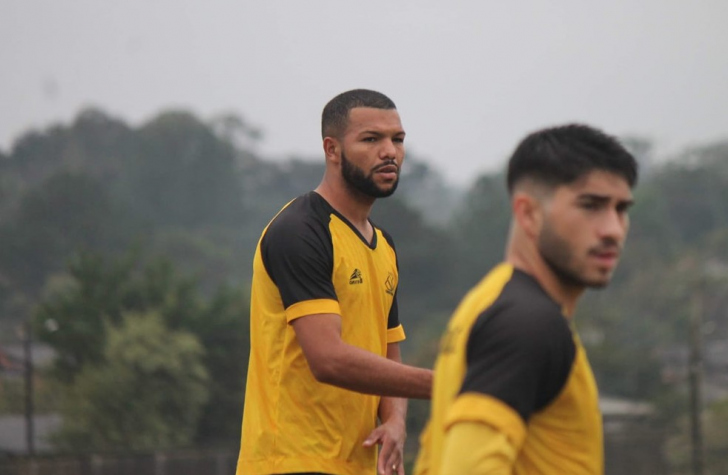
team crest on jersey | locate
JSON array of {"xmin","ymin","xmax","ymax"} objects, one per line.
[
  {"xmin": 349, "ymin": 269, "xmax": 363, "ymax": 285},
  {"xmin": 385, "ymin": 272, "xmax": 396, "ymax": 296}
]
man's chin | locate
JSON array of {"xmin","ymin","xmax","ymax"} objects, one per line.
[
  {"xmin": 377, "ymin": 188, "xmax": 396, "ymax": 198},
  {"xmin": 372, "ymin": 181, "xmax": 398, "ymax": 198},
  {"xmin": 584, "ymin": 272, "xmax": 614, "ymax": 289}
]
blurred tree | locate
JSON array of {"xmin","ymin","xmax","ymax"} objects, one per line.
[
  {"xmin": 52, "ymin": 311, "xmax": 209, "ymax": 451},
  {"xmin": 209, "ymin": 112, "xmax": 263, "ymax": 152},
  {"xmin": 190, "ymin": 285, "xmax": 250, "ymax": 445},
  {"xmin": 449, "ymin": 172, "xmax": 511, "ymax": 290},
  {"xmin": 3, "ymin": 108, "xmax": 133, "ymax": 193},
  {"xmin": 396, "ymin": 158, "xmax": 465, "ymax": 227},
  {"xmin": 121, "ymin": 111, "xmax": 246, "ymax": 228},
  {"xmin": 239, "ymin": 157, "xmax": 324, "ymax": 227},
  {"xmin": 34, "ymin": 250, "xmax": 186, "ymax": 382},
  {"xmin": 703, "ymin": 398, "xmax": 728, "ymax": 472},
  {"xmin": 0, "ymin": 171, "xmax": 134, "ymax": 297},
  {"xmin": 34, "ymin": 249, "xmax": 250, "ymax": 445},
  {"xmin": 665, "ymin": 396, "xmax": 728, "ymax": 474},
  {"xmin": 3, "ymin": 106, "xmax": 728, "ymax": 461},
  {"xmin": 651, "ymin": 142, "xmax": 728, "ymax": 246}
]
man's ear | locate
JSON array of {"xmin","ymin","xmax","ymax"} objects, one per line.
[
  {"xmin": 323, "ymin": 137, "xmax": 340, "ymax": 164},
  {"xmin": 512, "ymin": 191, "xmax": 543, "ymax": 239}
]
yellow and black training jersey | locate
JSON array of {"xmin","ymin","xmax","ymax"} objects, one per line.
[
  {"xmin": 237, "ymin": 191, "xmax": 406, "ymax": 475},
  {"xmin": 414, "ymin": 263, "xmax": 603, "ymax": 475}
]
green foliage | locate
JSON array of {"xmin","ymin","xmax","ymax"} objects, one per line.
[
  {"xmin": 0, "ymin": 378, "xmax": 27, "ymax": 414},
  {"xmin": 192, "ymin": 285, "xmax": 250, "ymax": 445},
  {"xmin": 646, "ymin": 142, "xmax": 728, "ymax": 247},
  {"xmin": 33, "ymin": 250, "xmax": 192, "ymax": 382},
  {"xmin": 33, "ymin": 249, "xmax": 250, "ymax": 446},
  {"xmin": 52, "ymin": 311, "xmax": 209, "ymax": 451},
  {"xmin": 121, "ymin": 111, "xmax": 246, "ymax": 227},
  {"xmin": 0, "ymin": 171, "xmax": 134, "ymax": 296},
  {"xmin": 0, "ymin": 372, "xmax": 61, "ymax": 415},
  {"xmin": 3, "ymin": 107, "xmax": 728, "ymax": 461},
  {"xmin": 1, "ymin": 108, "xmax": 255, "ymax": 326},
  {"xmin": 396, "ymin": 159, "xmax": 465, "ymax": 227},
  {"xmin": 450, "ymin": 172, "xmax": 511, "ymax": 287}
]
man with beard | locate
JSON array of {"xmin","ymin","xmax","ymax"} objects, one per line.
[
  {"xmin": 237, "ymin": 89, "xmax": 432, "ymax": 475},
  {"xmin": 413, "ymin": 124, "xmax": 638, "ymax": 475}
]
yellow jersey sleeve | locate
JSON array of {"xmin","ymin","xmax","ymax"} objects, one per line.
[{"xmin": 439, "ymin": 420, "xmax": 517, "ymax": 475}]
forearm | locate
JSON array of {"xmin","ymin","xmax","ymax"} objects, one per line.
[
  {"xmin": 378, "ymin": 343, "xmax": 409, "ymax": 424},
  {"xmin": 315, "ymin": 340, "xmax": 432, "ymax": 399},
  {"xmin": 292, "ymin": 314, "xmax": 432, "ymax": 399}
]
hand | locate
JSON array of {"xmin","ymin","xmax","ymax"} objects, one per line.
[{"xmin": 363, "ymin": 418, "xmax": 406, "ymax": 475}]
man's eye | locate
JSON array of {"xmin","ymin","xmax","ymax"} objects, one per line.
[
  {"xmin": 616, "ymin": 203, "xmax": 632, "ymax": 213},
  {"xmin": 393, "ymin": 137, "xmax": 405, "ymax": 144},
  {"xmin": 363, "ymin": 137, "xmax": 376, "ymax": 142}
]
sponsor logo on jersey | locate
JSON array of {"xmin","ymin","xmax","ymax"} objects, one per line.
[{"xmin": 349, "ymin": 269, "xmax": 363, "ymax": 285}]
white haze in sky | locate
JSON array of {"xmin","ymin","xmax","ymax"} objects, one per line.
[{"xmin": 2, "ymin": 1, "xmax": 727, "ymax": 185}]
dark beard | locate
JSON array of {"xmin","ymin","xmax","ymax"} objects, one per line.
[
  {"xmin": 538, "ymin": 220, "xmax": 609, "ymax": 289},
  {"xmin": 341, "ymin": 150, "xmax": 398, "ymax": 198}
]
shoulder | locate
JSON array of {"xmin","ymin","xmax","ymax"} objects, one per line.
[
  {"xmin": 471, "ymin": 270, "xmax": 572, "ymax": 349},
  {"xmin": 260, "ymin": 193, "xmax": 336, "ymax": 269},
  {"xmin": 461, "ymin": 270, "xmax": 576, "ymax": 420},
  {"xmin": 265, "ymin": 192, "xmax": 332, "ymax": 238}
]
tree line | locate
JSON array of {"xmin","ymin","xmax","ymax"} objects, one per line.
[{"xmin": 1, "ymin": 108, "xmax": 727, "ymax": 466}]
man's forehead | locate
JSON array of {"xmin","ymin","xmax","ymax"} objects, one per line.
[{"xmin": 347, "ymin": 107, "xmax": 403, "ymax": 130}]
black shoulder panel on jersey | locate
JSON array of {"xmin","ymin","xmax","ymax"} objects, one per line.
[
  {"xmin": 260, "ymin": 192, "xmax": 338, "ymax": 309},
  {"xmin": 460, "ymin": 270, "xmax": 576, "ymax": 423},
  {"xmin": 379, "ymin": 226, "xmax": 397, "ymax": 256},
  {"xmin": 386, "ymin": 290, "xmax": 400, "ymax": 330},
  {"xmin": 376, "ymin": 225, "xmax": 401, "ymax": 330}
]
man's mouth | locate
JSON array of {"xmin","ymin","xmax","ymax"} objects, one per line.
[
  {"xmin": 374, "ymin": 164, "xmax": 399, "ymax": 179},
  {"xmin": 590, "ymin": 248, "xmax": 620, "ymax": 268}
]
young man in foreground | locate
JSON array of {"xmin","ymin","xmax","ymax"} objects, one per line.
[{"xmin": 414, "ymin": 124, "xmax": 638, "ymax": 475}]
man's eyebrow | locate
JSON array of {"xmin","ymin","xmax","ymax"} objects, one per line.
[
  {"xmin": 358, "ymin": 129, "xmax": 406, "ymax": 137},
  {"xmin": 578, "ymin": 193, "xmax": 635, "ymax": 206},
  {"xmin": 577, "ymin": 193, "xmax": 610, "ymax": 202}
]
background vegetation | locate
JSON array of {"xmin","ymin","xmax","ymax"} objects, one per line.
[{"xmin": 1, "ymin": 108, "xmax": 727, "ymax": 472}]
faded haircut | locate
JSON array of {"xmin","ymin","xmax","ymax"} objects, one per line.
[{"xmin": 506, "ymin": 123, "xmax": 638, "ymax": 194}]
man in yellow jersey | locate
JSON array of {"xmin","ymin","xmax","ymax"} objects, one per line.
[
  {"xmin": 414, "ymin": 124, "xmax": 638, "ymax": 475},
  {"xmin": 237, "ymin": 89, "xmax": 432, "ymax": 475}
]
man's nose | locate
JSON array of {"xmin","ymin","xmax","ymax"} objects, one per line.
[
  {"xmin": 379, "ymin": 139, "xmax": 397, "ymax": 159},
  {"xmin": 599, "ymin": 209, "xmax": 628, "ymax": 242}
]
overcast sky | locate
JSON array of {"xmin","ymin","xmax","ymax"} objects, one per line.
[{"xmin": 2, "ymin": 1, "xmax": 727, "ymax": 186}]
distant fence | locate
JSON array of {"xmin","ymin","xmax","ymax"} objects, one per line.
[{"xmin": 0, "ymin": 449, "xmax": 237, "ymax": 475}]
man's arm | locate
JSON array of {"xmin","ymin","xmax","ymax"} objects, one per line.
[
  {"xmin": 364, "ymin": 343, "xmax": 408, "ymax": 475},
  {"xmin": 439, "ymin": 421, "xmax": 517, "ymax": 475},
  {"xmin": 291, "ymin": 313, "xmax": 432, "ymax": 399}
]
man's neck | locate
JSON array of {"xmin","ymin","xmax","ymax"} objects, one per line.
[{"xmin": 506, "ymin": 245, "xmax": 583, "ymax": 318}]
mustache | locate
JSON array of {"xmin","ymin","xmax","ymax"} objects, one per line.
[{"xmin": 589, "ymin": 238, "xmax": 622, "ymax": 255}]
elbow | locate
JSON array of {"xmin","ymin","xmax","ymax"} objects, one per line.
[{"xmin": 307, "ymin": 358, "xmax": 342, "ymax": 385}]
